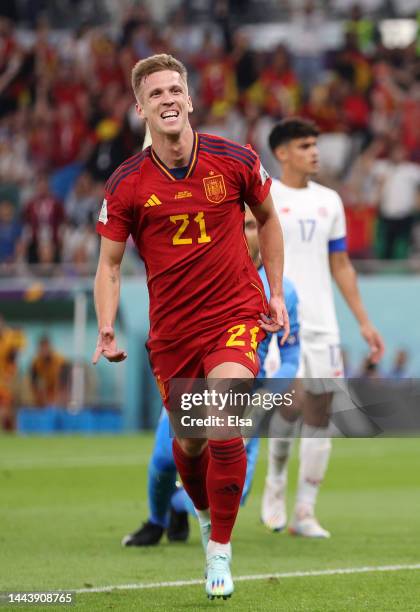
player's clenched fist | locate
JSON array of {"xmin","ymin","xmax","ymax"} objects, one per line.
[{"xmin": 92, "ymin": 326, "xmax": 127, "ymax": 364}]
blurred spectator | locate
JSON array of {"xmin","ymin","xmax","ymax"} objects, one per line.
[
  {"xmin": 50, "ymin": 57, "xmax": 86, "ymax": 114},
  {"xmin": 22, "ymin": 173, "xmax": 65, "ymax": 264},
  {"xmin": 33, "ymin": 17, "xmax": 58, "ymax": 91},
  {"xmin": 0, "ymin": 16, "xmax": 25, "ymax": 118},
  {"xmin": 30, "ymin": 335, "xmax": 69, "ymax": 407},
  {"xmin": 388, "ymin": 349, "xmax": 410, "ymax": 379},
  {"xmin": 198, "ymin": 40, "xmax": 237, "ymax": 112},
  {"xmin": 340, "ymin": 139, "xmax": 383, "ymax": 256},
  {"xmin": 374, "ymin": 144, "xmax": 420, "ymax": 259},
  {"xmin": 344, "ymin": 3, "xmax": 377, "ymax": 54},
  {"xmin": 0, "ymin": 316, "xmax": 26, "ymax": 430},
  {"xmin": 89, "ymin": 32, "xmax": 125, "ymax": 94},
  {"xmin": 0, "ymin": 199, "xmax": 22, "ymax": 264},
  {"xmin": 400, "ymin": 80, "xmax": 420, "ymax": 162},
  {"xmin": 62, "ymin": 223, "xmax": 98, "ymax": 273},
  {"xmin": 0, "ymin": 109, "xmax": 34, "ymax": 184},
  {"xmin": 260, "ymin": 45, "xmax": 300, "ymax": 117},
  {"xmin": 230, "ymin": 31, "xmax": 261, "ymax": 102},
  {"xmin": 335, "ymin": 31, "xmax": 372, "ymax": 94},
  {"xmin": 165, "ymin": 6, "xmax": 204, "ymax": 62},
  {"xmin": 332, "ymin": 67, "xmax": 370, "ymax": 139},
  {"xmin": 302, "ymin": 83, "xmax": 341, "ymax": 133},
  {"xmin": 119, "ymin": 17, "xmax": 154, "ymax": 88},
  {"xmin": 28, "ymin": 105, "xmax": 55, "ymax": 172},
  {"xmin": 288, "ymin": 0, "xmax": 326, "ymax": 95},
  {"xmin": 344, "ymin": 139, "xmax": 383, "ymax": 204},
  {"xmin": 51, "ymin": 102, "xmax": 90, "ymax": 170},
  {"xmin": 64, "ymin": 171, "xmax": 99, "ymax": 226},
  {"xmin": 86, "ymin": 117, "xmax": 129, "ymax": 182}
]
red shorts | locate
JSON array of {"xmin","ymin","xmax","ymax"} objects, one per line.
[{"xmin": 147, "ymin": 318, "xmax": 266, "ymax": 409}]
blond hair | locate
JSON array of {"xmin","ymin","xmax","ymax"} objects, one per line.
[{"xmin": 131, "ymin": 54, "xmax": 188, "ymax": 100}]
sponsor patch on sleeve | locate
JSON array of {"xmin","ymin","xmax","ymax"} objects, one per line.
[
  {"xmin": 98, "ymin": 199, "xmax": 108, "ymax": 225},
  {"xmin": 259, "ymin": 163, "xmax": 269, "ymax": 185}
]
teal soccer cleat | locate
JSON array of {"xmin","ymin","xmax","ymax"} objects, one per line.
[{"xmin": 205, "ymin": 551, "xmax": 234, "ymax": 600}]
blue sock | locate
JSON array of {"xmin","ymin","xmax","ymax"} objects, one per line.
[{"xmin": 148, "ymin": 410, "xmax": 177, "ymax": 528}]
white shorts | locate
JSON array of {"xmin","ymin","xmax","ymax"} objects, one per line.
[{"xmin": 298, "ymin": 332, "xmax": 344, "ymax": 394}]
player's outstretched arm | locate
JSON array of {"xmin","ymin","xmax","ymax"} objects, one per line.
[
  {"xmin": 92, "ymin": 236, "xmax": 127, "ymax": 364},
  {"xmin": 329, "ymin": 251, "xmax": 385, "ymax": 363},
  {"xmin": 250, "ymin": 195, "xmax": 290, "ymax": 342}
]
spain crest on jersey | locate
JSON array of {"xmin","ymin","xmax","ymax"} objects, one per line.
[{"xmin": 203, "ymin": 174, "xmax": 226, "ymax": 204}]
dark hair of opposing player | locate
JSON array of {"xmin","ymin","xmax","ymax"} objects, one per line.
[{"xmin": 269, "ymin": 118, "xmax": 320, "ymax": 152}]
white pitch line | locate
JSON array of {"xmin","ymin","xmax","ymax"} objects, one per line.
[{"xmin": 73, "ymin": 563, "xmax": 420, "ymax": 594}]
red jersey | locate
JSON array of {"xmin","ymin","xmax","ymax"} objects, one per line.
[{"xmin": 96, "ymin": 132, "xmax": 271, "ymax": 342}]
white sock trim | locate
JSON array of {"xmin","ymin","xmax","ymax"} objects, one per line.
[
  {"xmin": 207, "ymin": 539, "xmax": 231, "ymax": 557},
  {"xmin": 196, "ymin": 508, "xmax": 210, "ymax": 526}
]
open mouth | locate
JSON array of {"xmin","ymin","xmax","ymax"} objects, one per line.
[{"xmin": 161, "ymin": 111, "xmax": 179, "ymax": 122}]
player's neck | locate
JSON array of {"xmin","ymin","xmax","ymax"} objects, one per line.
[
  {"xmin": 280, "ymin": 168, "xmax": 310, "ymax": 189},
  {"xmin": 151, "ymin": 125, "xmax": 194, "ymax": 168},
  {"xmin": 253, "ymin": 254, "xmax": 262, "ymax": 269}
]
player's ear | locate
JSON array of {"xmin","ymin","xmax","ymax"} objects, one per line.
[
  {"xmin": 187, "ymin": 95, "xmax": 193, "ymax": 114},
  {"xmin": 136, "ymin": 102, "xmax": 145, "ymax": 120},
  {"xmin": 274, "ymin": 145, "xmax": 288, "ymax": 164}
]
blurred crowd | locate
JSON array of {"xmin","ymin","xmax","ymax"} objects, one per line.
[
  {"xmin": 0, "ymin": 315, "xmax": 67, "ymax": 429},
  {"xmin": 0, "ymin": 0, "xmax": 420, "ymax": 273},
  {"xmin": 0, "ymin": 314, "xmax": 98, "ymax": 430}
]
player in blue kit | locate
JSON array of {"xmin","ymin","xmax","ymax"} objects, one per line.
[{"xmin": 122, "ymin": 207, "xmax": 300, "ymax": 546}]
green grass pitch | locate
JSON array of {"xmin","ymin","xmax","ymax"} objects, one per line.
[{"xmin": 1, "ymin": 435, "xmax": 420, "ymax": 611}]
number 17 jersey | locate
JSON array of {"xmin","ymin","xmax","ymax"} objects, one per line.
[{"xmin": 271, "ymin": 178, "xmax": 347, "ymax": 336}]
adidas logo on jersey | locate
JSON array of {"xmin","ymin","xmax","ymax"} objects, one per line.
[
  {"xmin": 245, "ymin": 351, "xmax": 255, "ymax": 363},
  {"xmin": 144, "ymin": 194, "xmax": 162, "ymax": 207}
]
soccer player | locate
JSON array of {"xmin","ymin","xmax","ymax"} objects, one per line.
[
  {"xmin": 122, "ymin": 207, "xmax": 300, "ymax": 546},
  {"xmin": 92, "ymin": 54, "xmax": 289, "ymax": 599},
  {"xmin": 261, "ymin": 117, "xmax": 384, "ymax": 537}
]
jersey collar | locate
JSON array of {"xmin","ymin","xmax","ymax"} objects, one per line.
[{"xmin": 150, "ymin": 131, "xmax": 199, "ymax": 181}]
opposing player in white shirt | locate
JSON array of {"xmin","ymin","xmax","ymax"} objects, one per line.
[{"xmin": 261, "ymin": 118, "xmax": 384, "ymax": 537}]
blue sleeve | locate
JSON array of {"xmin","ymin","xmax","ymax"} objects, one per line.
[
  {"xmin": 275, "ymin": 280, "xmax": 300, "ymax": 347},
  {"xmin": 328, "ymin": 236, "xmax": 346, "ymax": 252},
  {"xmin": 257, "ymin": 273, "xmax": 300, "ymax": 381}
]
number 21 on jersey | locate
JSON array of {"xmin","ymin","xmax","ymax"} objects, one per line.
[{"xmin": 170, "ymin": 211, "xmax": 211, "ymax": 245}]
